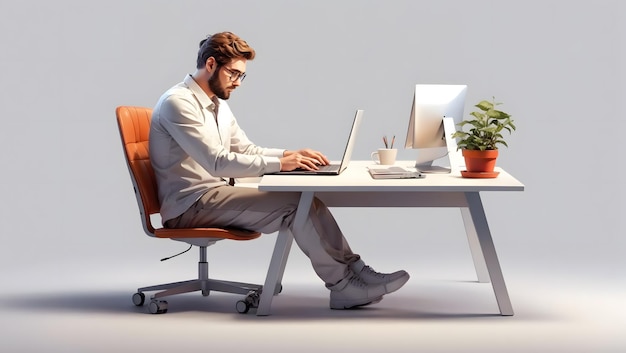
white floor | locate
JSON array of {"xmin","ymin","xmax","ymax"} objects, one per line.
[{"xmin": 2, "ymin": 265, "xmax": 624, "ymax": 353}]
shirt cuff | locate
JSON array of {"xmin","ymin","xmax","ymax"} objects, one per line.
[
  {"xmin": 263, "ymin": 156, "xmax": 282, "ymax": 174},
  {"xmin": 263, "ymin": 148, "xmax": 286, "ymax": 157}
]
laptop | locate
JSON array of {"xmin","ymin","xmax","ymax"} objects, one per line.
[{"xmin": 272, "ymin": 109, "xmax": 364, "ymax": 175}]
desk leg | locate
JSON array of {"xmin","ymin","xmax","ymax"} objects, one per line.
[
  {"xmin": 256, "ymin": 192, "xmax": 313, "ymax": 316},
  {"xmin": 256, "ymin": 228, "xmax": 294, "ymax": 316},
  {"xmin": 464, "ymin": 192, "xmax": 514, "ymax": 316},
  {"xmin": 460, "ymin": 207, "xmax": 490, "ymax": 283},
  {"xmin": 292, "ymin": 192, "xmax": 314, "ymax": 231}
]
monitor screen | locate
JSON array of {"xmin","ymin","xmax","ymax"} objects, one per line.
[{"xmin": 404, "ymin": 84, "xmax": 467, "ymax": 171}]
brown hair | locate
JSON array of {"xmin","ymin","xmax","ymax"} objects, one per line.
[{"xmin": 196, "ymin": 31, "xmax": 256, "ymax": 69}]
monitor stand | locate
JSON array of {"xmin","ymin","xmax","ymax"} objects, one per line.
[{"xmin": 414, "ymin": 117, "xmax": 465, "ymax": 174}]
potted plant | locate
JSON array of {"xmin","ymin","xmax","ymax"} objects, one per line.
[{"xmin": 452, "ymin": 97, "xmax": 516, "ymax": 178}]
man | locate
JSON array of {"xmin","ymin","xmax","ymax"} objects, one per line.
[{"xmin": 149, "ymin": 31, "xmax": 409, "ymax": 309}]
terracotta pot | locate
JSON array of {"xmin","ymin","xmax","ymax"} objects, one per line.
[{"xmin": 462, "ymin": 149, "xmax": 498, "ymax": 172}]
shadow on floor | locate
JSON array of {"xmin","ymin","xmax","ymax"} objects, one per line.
[{"xmin": 0, "ymin": 286, "xmax": 513, "ymax": 322}]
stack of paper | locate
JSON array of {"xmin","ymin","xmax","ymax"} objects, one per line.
[{"xmin": 367, "ymin": 166, "xmax": 424, "ymax": 179}]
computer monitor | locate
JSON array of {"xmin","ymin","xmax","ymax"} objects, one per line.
[{"xmin": 404, "ymin": 84, "xmax": 468, "ymax": 173}]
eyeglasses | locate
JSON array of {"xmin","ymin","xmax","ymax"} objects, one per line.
[{"xmin": 221, "ymin": 66, "xmax": 246, "ymax": 82}]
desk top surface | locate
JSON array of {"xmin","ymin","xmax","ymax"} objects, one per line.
[{"xmin": 259, "ymin": 161, "xmax": 525, "ymax": 192}]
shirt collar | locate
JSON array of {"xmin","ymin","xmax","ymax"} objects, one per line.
[{"xmin": 183, "ymin": 74, "xmax": 216, "ymax": 111}]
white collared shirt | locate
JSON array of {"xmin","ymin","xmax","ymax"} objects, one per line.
[{"xmin": 149, "ymin": 75, "xmax": 283, "ymax": 222}]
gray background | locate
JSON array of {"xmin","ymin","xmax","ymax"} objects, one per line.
[{"xmin": 1, "ymin": 0, "xmax": 624, "ymax": 352}]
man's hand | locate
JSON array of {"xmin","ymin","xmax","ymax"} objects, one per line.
[{"xmin": 280, "ymin": 149, "xmax": 330, "ymax": 171}]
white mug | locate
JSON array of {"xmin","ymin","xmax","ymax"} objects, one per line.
[{"xmin": 371, "ymin": 148, "xmax": 397, "ymax": 165}]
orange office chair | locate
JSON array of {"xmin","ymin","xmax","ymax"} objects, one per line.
[{"xmin": 116, "ymin": 105, "xmax": 265, "ymax": 314}]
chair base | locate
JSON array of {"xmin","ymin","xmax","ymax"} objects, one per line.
[
  {"xmin": 138, "ymin": 278, "xmax": 262, "ymax": 299},
  {"xmin": 133, "ymin": 245, "xmax": 265, "ymax": 314}
]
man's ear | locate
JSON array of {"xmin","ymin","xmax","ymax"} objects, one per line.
[{"xmin": 205, "ymin": 57, "xmax": 217, "ymax": 72}]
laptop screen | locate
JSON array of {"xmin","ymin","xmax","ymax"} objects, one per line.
[{"xmin": 336, "ymin": 109, "xmax": 364, "ymax": 172}]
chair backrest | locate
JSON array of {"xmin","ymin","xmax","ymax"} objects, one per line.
[{"xmin": 116, "ymin": 106, "xmax": 159, "ymax": 236}]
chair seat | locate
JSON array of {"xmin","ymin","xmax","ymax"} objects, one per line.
[{"xmin": 154, "ymin": 227, "xmax": 261, "ymax": 240}]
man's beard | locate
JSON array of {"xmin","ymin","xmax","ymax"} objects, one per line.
[{"xmin": 208, "ymin": 69, "xmax": 230, "ymax": 100}]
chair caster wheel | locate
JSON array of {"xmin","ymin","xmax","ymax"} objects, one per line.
[
  {"xmin": 236, "ymin": 300, "xmax": 250, "ymax": 314},
  {"xmin": 202, "ymin": 290, "xmax": 210, "ymax": 297},
  {"xmin": 236, "ymin": 291, "xmax": 261, "ymax": 314},
  {"xmin": 275, "ymin": 283, "xmax": 283, "ymax": 295},
  {"xmin": 148, "ymin": 300, "xmax": 168, "ymax": 314},
  {"xmin": 132, "ymin": 292, "xmax": 145, "ymax": 306}
]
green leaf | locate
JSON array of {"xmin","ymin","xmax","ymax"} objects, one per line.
[
  {"xmin": 470, "ymin": 111, "xmax": 486, "ymax": 121},
  {"xmin": 487, "ymin": 109, "xmax": 510, "ymax": 119},
  {"xmin": 475, "ymin": 100, "xmax": 493, "ymax": 111}
]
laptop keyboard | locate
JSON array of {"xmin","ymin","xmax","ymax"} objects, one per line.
[
  {"xmin": 295, "ymin": 164, "xmax": 339, "ymax": 172},
  {"xmin": 316, "ymin": 164, "xmax": 339, "ymax": 172}
]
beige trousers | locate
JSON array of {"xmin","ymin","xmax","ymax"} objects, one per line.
[{"xmin": 165, "ymin": 185, "xmax": 360, "ymax": 285}]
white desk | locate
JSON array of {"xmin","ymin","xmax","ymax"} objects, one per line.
[{"xmin": 255, "ymin": 161, "xmax": 525, "ymax": 316}]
